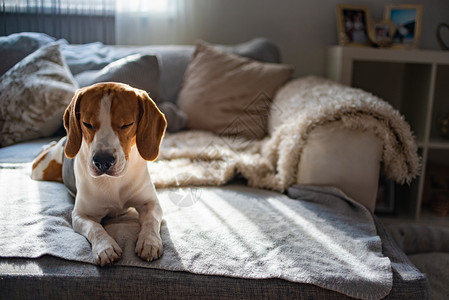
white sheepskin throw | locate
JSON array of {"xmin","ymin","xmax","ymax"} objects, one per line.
[{"xmin": 149, "ymin": 76, "xmax": 420, "ymax": 192}]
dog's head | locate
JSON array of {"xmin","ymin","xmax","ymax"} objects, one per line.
[{"xmin": 63, "ymin": 82, "xmax": 166, "ymax": 177}]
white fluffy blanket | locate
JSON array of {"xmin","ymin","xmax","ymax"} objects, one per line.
[{"xmin": 150, "ymin": 76, "xmax": 420, "ymax": 191}]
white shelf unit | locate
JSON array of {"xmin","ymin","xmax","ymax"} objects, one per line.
[{"xmin": 326, "ymin": 46, "xmax": 449, "ymax": 223}]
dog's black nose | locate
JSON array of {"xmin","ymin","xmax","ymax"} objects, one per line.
[{"xmin": 93, "ymin": 154, "xmax": 115, "ymax": 173}]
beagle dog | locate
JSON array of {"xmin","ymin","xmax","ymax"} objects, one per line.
[{"xmin": 31, "ymin": 82, "xmax": 167, "ymax": 266}]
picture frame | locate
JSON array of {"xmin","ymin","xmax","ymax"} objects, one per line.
[
  {"xmin": 336, "ymin": 4, "xmax": 371, "ymax": 46},
  {"xmin": 384, "ymin": 4, "xmax": 423, "ymax": 49},
  {"xmin": 367, "ymin": 19, "xmax": 396, "ymax": 47}
]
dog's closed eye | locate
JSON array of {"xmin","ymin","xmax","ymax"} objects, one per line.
[
  {"xmin": 83, "ymin": 122, "xmax": 95, "ymax": 131},
  {"xmin": 120, "ymin": 123, "xmax": 134, "ymax": 130}
]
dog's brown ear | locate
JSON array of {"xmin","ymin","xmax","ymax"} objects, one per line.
[
  {"xmin": 64, "ymin": 89, "xmax": 84, "ymax": 158},
  {"xmin": 136, "ymin": 91, "xmax": 167, "ymax": 161}
]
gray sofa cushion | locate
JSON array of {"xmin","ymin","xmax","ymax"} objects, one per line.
[{"xmin": 74, "ymin": 53, "xmax": 163, "ymax": 102}]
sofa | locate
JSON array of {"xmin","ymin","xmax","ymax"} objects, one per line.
[{"xmin": 0, "ymin": 32, "xmax": 427, "ymax": 299}]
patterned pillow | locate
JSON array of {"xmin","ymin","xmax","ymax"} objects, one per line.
[{"xmin": 0, "ymin": 43, "xmax": 78, "ymax": 147}]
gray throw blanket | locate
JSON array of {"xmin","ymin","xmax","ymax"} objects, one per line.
[{"xmin": 0, "ymin": 162, "xmax": 392, "ymax": 300}]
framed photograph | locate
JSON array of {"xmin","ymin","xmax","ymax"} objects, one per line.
[
  {"xmin": 368, "ymin": 19, "xmax": 396, "ymax": 47},
  {"xmin": 336, "ymin": 5, "xmax": 371, "ymax": 46},
  {"xmin": 384, "ymin": 4, "xmax": 423, "ymax": 49}
]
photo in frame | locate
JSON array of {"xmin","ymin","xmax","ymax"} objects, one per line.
[
  {"xmin": 384, "ymin": 4, "xmax": 423, "ymax": 48},
  {"xmin": 336, "ymin": 4, "xmax": 371, "ymax": 46},
  {"xmin": 367, "ymin": 19, "xmax": 396, "ymax": 47}
]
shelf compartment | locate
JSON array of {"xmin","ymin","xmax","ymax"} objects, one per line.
[
  {"xmin": 421, "ymin": 149, "xmax": 449, "ymax": 220},
  {"xmin": 430, "ymin": 64, "xmax": 449, "ymax": 142},
  {"xmin": 351, "ymin": 61, "xmax": 431, "ymax": 144}
]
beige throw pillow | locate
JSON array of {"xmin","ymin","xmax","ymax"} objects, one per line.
[{"xmin": 178, "ymin": 42, "xmax": 294, "ymax": 139}]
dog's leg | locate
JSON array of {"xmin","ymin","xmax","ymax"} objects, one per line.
[
  {"xmin": 31, "ymin": 137, "xmax": 65, "ymax": 182},
  {"xmin": 135, "ymin": 201, "xmax": 163, "ymax": 261},
  {"xmin": 72, "ymin": 210, "xmax": 122, "ymax": 266}
]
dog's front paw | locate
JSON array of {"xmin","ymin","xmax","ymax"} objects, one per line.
[
  {"xmin": 92, "ymin": 236, "xmax": 122, "ymax": 266},
  {"xmin": 135, "ymin": 232, "xmax": 163, "ymax": 262}
]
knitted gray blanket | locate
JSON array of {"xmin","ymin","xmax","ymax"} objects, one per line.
[{"xmin": 0, "ymin": 161, "xmax": 392, "ymax": 300}]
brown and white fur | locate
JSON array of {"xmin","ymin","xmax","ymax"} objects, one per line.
[{"xmin": 31, "ymin": 82, "xmax": 167, "ymax": 266}]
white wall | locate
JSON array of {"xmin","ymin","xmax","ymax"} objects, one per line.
[{"xmin": 118, "ymin": 0, "xmax": 449, "ymax": 77}]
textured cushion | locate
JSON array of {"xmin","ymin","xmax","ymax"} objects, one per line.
[
  {"xmin": 74, "ymin": 53, "xmax": 162, "ymax": 102},
  {"xmin": 178, "ymin": 42, "xmax": 293, "ymax": 139},
  {"xmin": 0, "ymin": 43, "xmax": 78, "ymax": 147},
  {"xmin": 0, "ymin": 32, "xmax": 56, "ymax": 77}
]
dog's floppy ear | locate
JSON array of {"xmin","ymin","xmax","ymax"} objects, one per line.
[
  {"xmin": 64, "ymin": 89, "xmax": 84, "ymax": 158},
  {"xmin": 136, "ymin": 91, "xmax": 167, "ymax": 161}
]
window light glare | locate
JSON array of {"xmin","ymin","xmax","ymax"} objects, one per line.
[{"xmin": 117, "ymin": 0, "xmax": 170, "ymax": 13}]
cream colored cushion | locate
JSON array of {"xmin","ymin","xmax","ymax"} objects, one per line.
[
  {"xmin": 297, "ymin": 122, "xmax": 382, "ymax": 211},
  {"xmin": 178, "ymin": 41, "xmax": 293, "ymax": 139},
  {"xmin": 0, "ymin": 43, "xmax": 78, "ymax": 147}
]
